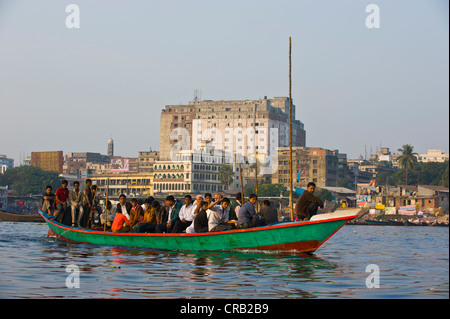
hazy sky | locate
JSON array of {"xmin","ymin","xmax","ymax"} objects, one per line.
[{"xmin": 0, "ymin": 0, "xmax": 448, "ymax": 165}]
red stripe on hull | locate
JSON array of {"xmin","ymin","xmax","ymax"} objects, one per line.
[{"xmin": 242, "ymin": 240, "xmax": 322, "ymax": 253}]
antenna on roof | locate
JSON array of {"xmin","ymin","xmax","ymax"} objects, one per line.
[{"xmin": 193, "ymin": 89, "xmax": 202, "ymax": 102}]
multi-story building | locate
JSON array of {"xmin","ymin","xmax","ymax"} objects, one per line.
[
  {"xmin": 0, "ymin": 155, "xmax": 14, "ymax": 174},
  {"xmin": 272, "ymin": 147, "xmax": 340, "ymax": 188},
  {"xmin": 347, "ymin": 160, "xmax": 376, "ymax": 186},
  {"xmin": 159, "ymin": 96, "xmax": 306, "ymax": 165},
  {"xmin": 138, "ymin": 150, "xmax": 159, "ymax": 173},
  {"xmin": 416, "ymin": 149, "xmax": 449, "ymax": 163},
  {"xmin": 63, "ymin": 152, "xmax": 110, "ymax": 176},
  {"xmin": 153, "ymin": 149, "xmax": 227, "ymax": 194},
  {"xmin": 31, "ymin": 151, "xmax": 64, "ymax": 173},
  {"xmin": 90, "ymin": 172, "xmax": 154, "ymax": 197}
]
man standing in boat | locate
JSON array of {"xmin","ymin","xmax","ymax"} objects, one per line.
[
  {"xmin": 69, "ymin": 181, "xmax": 84, "ymax": 227},
  {"xmin": 81, "ymin": 179, "xmax": 93, "ymax": 227},
  {"xmin": 294, "ymin": 182, "xmax": 324, "ymax": 220}
]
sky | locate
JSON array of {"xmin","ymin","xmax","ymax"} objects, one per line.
[{"xmin": 0, "ymin": 0, "xmax": 448, "ymax": 166}]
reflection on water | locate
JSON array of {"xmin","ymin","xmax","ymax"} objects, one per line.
[{"xmin": 0, "ymin": 222, "xmax": 448, "ymax": 298}]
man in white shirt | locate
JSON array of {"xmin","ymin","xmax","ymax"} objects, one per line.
[
  {"xmin": 208, "ymin": 197, "xmax": 237, "ymax": 232},
  {"xmin": 172, "ymin": 195, "xmax": 197, "ymax": 233},
  {"xmin": 117, "ymin": 194, "xmax": 131, "ymax": 220},
  {"xmin": 186, "ymin": 195, "xmax": 204, "ymax": 234}
]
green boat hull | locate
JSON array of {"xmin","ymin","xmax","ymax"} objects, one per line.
[{"xmin": 39, "ymin": 210, "xmax": 357, "ymax": 253}]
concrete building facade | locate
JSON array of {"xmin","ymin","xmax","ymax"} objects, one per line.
[
  {"xmin": 153, "ymin": 150, "xmax": 227, "ymax": 194},
  {"xmin": 272, "ymin": 147, "xmax": 341, "ymax": 188},
  {"xmin": 159, "ymin": 97, "xmax": 306, "ymax": 165},
  {"xmin": 31, "ymin": 151, "xmax": 64, "ymax": 174},
  {"xmin": 417, "ymin": 149, "xmax": 449, "ymax": 163},
  {"xmin": 0, "ymin": 155, "xmax": 14, "ymax": 174}
]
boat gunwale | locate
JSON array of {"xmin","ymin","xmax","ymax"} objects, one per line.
[{"xmin": 39, "ymin": 210, "xmax": 357, "ymax": 238}]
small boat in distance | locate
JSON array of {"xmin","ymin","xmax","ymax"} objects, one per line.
[
  {"xmin": 39, "ymin": 209, "xmax": 358, "ymax": 253},
  {"xmin": 365, "ymin": 220, "xmax": 389, "ymax": 226}
]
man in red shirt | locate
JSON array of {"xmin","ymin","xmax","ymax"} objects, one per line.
[
  {"xmin": 111, "ymin": 210, "xmax": 131, "ymax": 233},
  {"xmin": 54, "ymin": 180, "xmax": 70, "ymax": 223}
]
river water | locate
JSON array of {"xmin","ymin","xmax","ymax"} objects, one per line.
[{"xmin": 0, "ymin": 221, "xmax": 448, "ymax": 299}]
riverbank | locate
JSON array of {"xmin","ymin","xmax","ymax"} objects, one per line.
[{"xmin": 346, "ymin": 207, "xmax": 449, "ymax": 226}]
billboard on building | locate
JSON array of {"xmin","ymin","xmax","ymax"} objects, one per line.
[
  {"xmin": 111, "ymin": 158, "xmax": 129, "ymax": 172},
  {"xmin": 398, "ymin": 205, "xmax": 416, "ymax": 216}
]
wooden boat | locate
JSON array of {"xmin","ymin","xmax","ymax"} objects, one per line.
[
  {"xmin": 39, "ymin": 209, "xmax": 358, "ymax": 253},
  {"xmin": 388, "ymin": 220, "xmax": 406, "ymax": 226},
  {"xmin": 0, "ymin": 211, "xmax": 44, "ymax": 223},
  {"xmin": 406, "ymin": 220, "xmax": 427, "ymax": 226},
  {"xmin": 365, "ymin": 220, "xmax": 389, "ymax": 226}
]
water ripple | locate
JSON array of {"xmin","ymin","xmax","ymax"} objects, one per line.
[{"xmin": 0, "ymin": 222, "xmax": 448, "ymax": 298}]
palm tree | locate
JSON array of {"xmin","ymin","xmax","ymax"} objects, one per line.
[
  {"xmin": 397, "ymin": 144, "xmax": 418, "ymax": 185},
  {"xmin": 219, "ymin": 165, "xmax": 234, "ymax": 190}
]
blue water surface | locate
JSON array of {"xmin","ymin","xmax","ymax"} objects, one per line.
[{"xmin": 0, "ymin": 222, "xmax": 448, "ymax": 299}]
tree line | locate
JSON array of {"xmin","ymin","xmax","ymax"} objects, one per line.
[
  {"xmin": 0, "ymin": 166, "xmax": 63, "ymax": 196},
  {"xmin": 376, "ymin": 144, "xmax": 449, "ymax": 187}
]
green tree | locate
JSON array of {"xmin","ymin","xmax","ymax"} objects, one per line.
[
  {"xmin": 337, "ymin": 178, "xmax": 351, "ymax": 188},
  {"xmin": 442, "ymin": 161, "xmax": 449, "ymax": 188},
  {"xmin": 0, "ymin": 165, "xmax": 62, "ymax": 196},
  {"xmin": 376, "ymin": 171, "xmax": 395, "ymax": 186},
  {"xmin": 244, "ymin": 183, "xmax": 288, "ymax": 197},
  {"xmin": 397, "ymin": 144, "xmax": 418, "ymax": 185},
  {"xmin": 315, "ymin": 188, "xmax": 333, "ymax": 202},
  {"xmin": 218, "ymin": 165, "xmax": 234, "ymax": 190},
  {"xmin": 387, "ymin": 161, "xmax": 448, "ymax": 187}
]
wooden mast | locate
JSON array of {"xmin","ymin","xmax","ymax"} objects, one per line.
[
  {"xmin": 238, "ymin": 160, "xmax": 244, "ymax": 204},
  {"xmin": 289, "ymin": 37, "xmax": 294, "ymax": 221},
  {"xmin": 103, "ymin": 178, "xmax": 109, "ymax": 231},
  {"xmin": 254, "ymin": 151, "xmax": 258, "ymax": 213}
]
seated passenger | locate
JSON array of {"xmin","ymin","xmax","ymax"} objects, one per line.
[
  {"xmin": 229, "ymin": 192, "xmax": 243, "ymax": 221},
  {"xmin": 194, "ymin": 201, "xmax": 210, "ymax": 233},
  {"xmin": 41, "ymin": 185, "xmax": 56, "ymax": 216},
  {"xmin": 237, "ymin": 194, "xmax": 265, "ymax": 229},
  {"xmin": 260, "ymin": 200, "xmax": 278, "ymax": 225},
  {"xmin": 186, "ymin": 195, "xmax": 204, "ymax": 233},
  {"xmin": 89, "ymin": 185, "xmax": 102, "ymax": 227},
  {"xmin": 208, "ymin": 197, "xmax": 237, "ymax": 232},
  {"xmin": 129, "ymin": 198, "xmax": 144, "ymax": 231},
  {"xmin": 111, "ymin": 209, "xmax": 131, "ymax": 233},
  {"xmin": 155, "ymin": 195, "xmax": 182, "ymax": 233},
  {"xmin": 100, "ymin": 200, "xmax": 116, "ymax": 230},
  {"xmin": 294, "ymin": 182, "xmax": 324, "ymax": 220},
  {"xmin": 153, "ymin": 200, "xmax": 166, "ymax": 225},
  {"xmin": 137, "ymin": 199, "xmax": 158, "ymax": 233},
  {"xmin": 54, "ymin": 180, "xmax": 70, "ymax": 224},
  {"xmin": 116, "ymin": 194, "xmax": 132, "ymax": 220},
  {"xmin": 172, "ymin": 195, "xmax": 196, "ymax": 233},
  {"xmin": 204, "ymin": 193, "xmax": 212, "ymax": 205}
]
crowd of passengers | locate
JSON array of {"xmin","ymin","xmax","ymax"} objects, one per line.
[{"xmin": 41, "ymin": 179, "xmax": 285, "ymax": 233}]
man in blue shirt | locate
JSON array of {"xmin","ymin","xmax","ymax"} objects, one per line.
[{"xmin": 237, "ymin": 194, "xmax": 265, "ymax": 229}]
